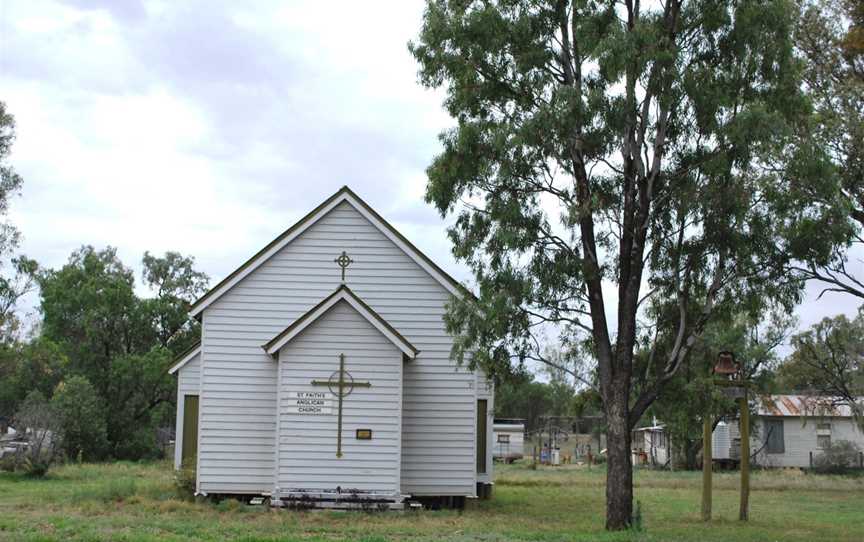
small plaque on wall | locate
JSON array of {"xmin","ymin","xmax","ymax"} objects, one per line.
[{"xmin": 356, "ymin": 429, "xmax": 372, "ymax": 440}]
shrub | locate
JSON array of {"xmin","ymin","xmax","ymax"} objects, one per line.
[
  {"xmin": 813, "ymin": 440, "xmax": 862, "ymax": 474},
  {"xmin": 174, "ymin": 460, "xmax": 197, "ymax": 500},
  {"xmin": 14, "ymin": 391, "xmax": 61, "ymax": 477},
  {"xmin": 0, "ymin": 453, "xmax": 18, "ymax": 472},
  {"xmin": 23, "ymin": 456, "xmax": 51, "ymax": 477},
  {"xmin": 113, "ymin": 424, "xmax": 162, "ymax": 461},
  {"xmin": 51, "ymin": 376, "xmax": 108, "ymax": 461}
]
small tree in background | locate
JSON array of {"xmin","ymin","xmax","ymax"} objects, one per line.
[
  {"xmin": 0, "ymin": 338, "xmax": 68, "ymax": 422},
  {"xmin": 646, "ymin": 304, "xmax": 793, "ymax": 468},
  {"xmin": 777, "ymin": 310, "xmax": 864, "ymax": 427},
  {"xmin": 51, "ymin": 376, "xmax": 108, "ymax": 462},
  {"xmin": 37, "ymin": 247, "xmax": 208, "ymax": 459},
  {"xmin": 14, "ymin": 390, "xmax": 61, "ymax": 477}
]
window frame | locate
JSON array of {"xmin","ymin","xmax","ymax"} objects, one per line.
[
  {"xmin": 817, "ymin": 434, "xmax": 831, "ymax": 449},
  {"xmin": 765, "ymin": 419, "xmax": 785, "ymax": 454}
]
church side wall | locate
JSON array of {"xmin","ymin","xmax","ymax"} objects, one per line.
[
  {"xmin": 173, "ymin": 352, "xmax": 200, "ymax": 470},
  {"xmin": 276, "ymin": 301, "xmax": 402, "ymax": 494},
  {"xmin": 198, "ymin": 201, "xmax": 476, "ymax": 496}
]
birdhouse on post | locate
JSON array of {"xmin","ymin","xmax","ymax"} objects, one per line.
[{"xmin": 704, "ymin": 350, "xmax": 750, "ymax": 522}]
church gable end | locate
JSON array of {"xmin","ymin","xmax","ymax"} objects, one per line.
[{"xmin": 194, "ymin": 188, "xmax": 479, "ymax": 498}]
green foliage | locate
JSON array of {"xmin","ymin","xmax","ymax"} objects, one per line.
[
  {"xmin": 14, "ymin": 390, "xmax": 60, "ymax": 477},
  {"xmin": 0, "ymin": 454, "xmax": 16, "ymax": 472},
  {"xmin": 411, "ymin": 0, "xmax": 835, "ymax": 527},
  {"xmin": 645, "ymin": 306, "xmax": 794, "ymax": 468},
  {"xmin": 37, "ymin": 247, "xmax": 208, "ymax": 459},
  {"xmin": 174, "ymin": 460, "xmax": 197, "ymax": 500},
  {"xmin": 140, "ymin": 251, "xmax": 208, "ymax": 349},
  {"xmin": 0, "ymin": 102, "xmax": 23, "ymax": 258},
  {"xmin": 411, "ymin": 0, "xmax": 820, "ymax": 406},
  {"xmin": 812, "ymin": 440, "xmax": 863, "ymax": 474},
  {"xmin": 0, "ymin": 103, "xmax": 34, "ymax": 342},
  {"xmin": 51, "ymin": 376, "xmax": 108, "ymax": 462},
  {"xmin": 0, "ymin": 342, "xmax": 64, "ymax": 434},
  {"xmin": 789, "ymin": 0, "xmax": 864, "ymax": 297},
  {"xmin": 38, "ymin": 246, "xmax": 146, "ymax": 380},
  {"xmin": 777, "ymin": 310, "xmax": 864, "ymax": 426},
  {"xmin": 495, "ymin": 366, "xmax": 582, "ymax": 431},
  {"xmin": 0, "ymin": 338, "xmax": 67, "ymax": 422}
]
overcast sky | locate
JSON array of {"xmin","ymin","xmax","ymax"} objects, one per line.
[{"xmin": 1, "ymin": 1, "xmax": 860, "ymax": 352}]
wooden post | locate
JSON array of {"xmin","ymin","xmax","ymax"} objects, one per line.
[
  {"xmin": 739, "ymin": 391, "xmax": 750, "ymax": 522},
  {"xmin": 701, "ymin": 415, "xmax": 712, "ymax": 521},
  {"xmin": 669, "ymin": 434, "xmax": 674, "ymax": 472}
]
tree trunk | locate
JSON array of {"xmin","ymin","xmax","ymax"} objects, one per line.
[{"xmin": 605, "ymin": 399, "xmax": 633, "ymax": 530}]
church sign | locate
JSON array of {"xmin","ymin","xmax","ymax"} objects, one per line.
[{"xmin": 286, "ymin": 391, "xmax": 332, "ymax": 415}]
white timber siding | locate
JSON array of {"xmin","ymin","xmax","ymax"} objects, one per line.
[
  {"xmin": 197, "ymin": 201, "xmax": 477, "ymax": 496},
  {"xmin": 723, "ymin": 417, "xmax": 864, "ymax": 468},
  {"xmin": 173, "ymin": 352, "xmax": 201, "ymax": 469},
  {"xmin": 751, "ymin": 417, "xmax": 864, "ymax": 468},
  {"xmin": 275, "ymin": 300, "xmax": 402, "ymax": 495}
]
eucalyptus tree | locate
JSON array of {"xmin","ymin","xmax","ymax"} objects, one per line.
[
  {"xmin": 410, "ymin": 0, "xmax": 833, "ymax": 528},
  {"xmin": 0, "ymin": 101, "xmax": 35, "ymax": 341},
  {"xmin": 777, "ymin": 310, "xmax": 864, "ymax": 426},
  {"xmin": 790, "ymin": 0, "xmax": 864, "ymax": 300}
]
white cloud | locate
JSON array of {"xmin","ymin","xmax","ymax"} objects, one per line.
[{"xmin": 0, "ymin": 0, "xmax": 859, "ymax": 356}]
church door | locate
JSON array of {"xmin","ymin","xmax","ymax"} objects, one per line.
[{"xmin": 182, "ymin": 395, "xmax": 199, "ymax": 467}]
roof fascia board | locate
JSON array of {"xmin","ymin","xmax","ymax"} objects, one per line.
[
  {"xmin": 340, "ymin": 191, "xmax": 462, "ymax": 298},
  {"xmin": 189, "ymin": 192, "xmax": 347, "ymax": 317},
  {"xmin": 264, "ymin": 287, "xmax": 419, "ymax": 358},
  {"xmin": 189, "ymin": 187, "xmax": 468, "ymax": 318},
  {"xmin": 168, "ymin": 343, "xmax": 202, "ymax": 375},
  {"xmin": 339, "ymin": 289, "xmax": 419, "ymax": 358}
]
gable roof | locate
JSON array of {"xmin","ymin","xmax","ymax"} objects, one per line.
[
  {"xmin": 168, "ymin": 341, "xmax": 201, "ymax": 375},
  {"xmin": 262, "ymin": 284, "xmax": 419, "ymax": 358},
  {"xmin": 189, "ymin": 186, "xmax": 469, "ymax": 318}
]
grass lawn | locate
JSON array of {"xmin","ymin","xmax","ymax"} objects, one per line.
[{"xmin": 1, "ymin": 461, "xmax": 862, "ymax": 541}]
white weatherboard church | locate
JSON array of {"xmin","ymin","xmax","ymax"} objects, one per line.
[{"xmin": 169, "ymin": 186, "xmax": 494, "ymax": 509}]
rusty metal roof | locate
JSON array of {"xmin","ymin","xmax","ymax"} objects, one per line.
[{"xmin": 755, "ymin": 395, "xmax": 855, "ymax": 418}]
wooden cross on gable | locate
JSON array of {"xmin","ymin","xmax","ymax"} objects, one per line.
[
  {"xmin": 311, "ymin": 353, "xmax": 371, "ymax": 458},
  {"xmin": 334, "ymin": 251, "xmax": 353, "ymax": 282}
]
